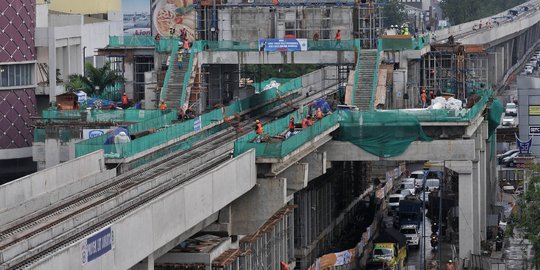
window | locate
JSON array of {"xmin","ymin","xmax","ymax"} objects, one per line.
[{"xmin": 0, "ymin": 63, "xmax": 34, "ymax": 87}]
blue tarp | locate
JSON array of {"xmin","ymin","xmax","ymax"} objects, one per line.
[
  {"xmin": 312, "ymin": 98, "xmax": 332, "ymax": 113},
  {"xmin": 86, "ymin": 97, "xmax": 116, "ymax": 108}
]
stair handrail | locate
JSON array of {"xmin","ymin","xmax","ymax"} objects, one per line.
[
  {"xmin": 160, "ymin": 39, "xmax": 180, "ymax": 101},
  {"xmin": 369, "ymin": 42, "xmax": 382, "ymax": 111},
  {"xmin": 179, "ymin": 41, "xmax": 207, "ymax": 110},
  {"xmin": 350, "ymin": 39, "xmax": 362, "ymax": 104}
]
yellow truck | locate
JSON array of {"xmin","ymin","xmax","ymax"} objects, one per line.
[{"xmin": 369, "ymin": 229, "xmax": 407, "ymax": 270}]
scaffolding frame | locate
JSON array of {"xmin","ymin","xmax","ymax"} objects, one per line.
[
  {"xmin": 196, "ymin": 4, "xmax": 383, "ymax": 43},
  {"xmin": 422, "ymin": 45, "xmax": 489, "ymax": 100}
]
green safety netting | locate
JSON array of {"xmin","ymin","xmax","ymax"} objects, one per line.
[
  {"xmin": 234, "ymin": 109, "xmax": 338, "ymax": 157},
  {"xmin": 488, "ymin": 99, "xmax": 504, "ymax": 159},
  {"xmin": 379, "ymin": 34, "xmax": 430, "ymax": 51},
  {"xmin": 108, "ymin": 36, "xmax": 155, "ymax": 47},
  {"xmin": 307, "ymin": 40, "xmax": 359, "ymax": 51},
  {"xmin": 334, "ymin": 110, "xmax": 432, "ymax": 158},
  {"xmin": 42, "ymin": 109, "xmax": 166, "ymax": 123},
  {"xmin": 252, "ymin": 78, "xmax": 293, "ymax": 92},
  {"xmin": 392, "ymin": 90, "xmax": 493, "ymax": 122},
  {"xmin": 75, "ymin": 109, "xmax": 223, "ymax": 158},
  {"xmin": 160, "ymin": 40, "xmax": 180, "ymax": 100},
  {"xmin": 225, "ymin": 77, "xmax": 303, "ymax": 116}
]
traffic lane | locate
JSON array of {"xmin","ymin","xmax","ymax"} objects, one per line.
[{"xmin": 403, "ymin": 211, "xmax": 454, "ymax": 270}]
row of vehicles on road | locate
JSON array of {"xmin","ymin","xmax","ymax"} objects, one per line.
[
  {"xmin": 368, "ymin": 168, "xmax": 444, "ymax": 269},
  {"xmin": 497, "ymin": 149, "xmax": 524, "ymax": 167},
  {"xmin": 522, "ymin": 50, "xmax": 540, "ymax": 75}
]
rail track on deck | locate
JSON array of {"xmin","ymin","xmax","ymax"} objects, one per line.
[{"xmin": 0, "ymin": 81, "xmax": 340, "ymax": 269}]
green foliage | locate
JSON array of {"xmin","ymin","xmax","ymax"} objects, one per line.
[
  {"xmin": 83, "ymin": 62, "xmax": 125, "ymax": 96},
  {"xmin": 241, "ymin": 64, "xmax": 323, "ymax": 83},
  {"xmin": 440, "ymin": 0, "xmax": 527, "ymax": 25},
  {"xmin": 382, "ymin": 0, "xmax": 408, "ymax": 28},
  {"xmin": 65, "ymin": 74, "xmax": 87, "ymax": 92},
  {"xmin": 514, "ymin": 164, "xmax": 540, "ymax": 269},
  {"xmin": 65, "ymin": 62, "xmax": 125, "ymax": 97}
]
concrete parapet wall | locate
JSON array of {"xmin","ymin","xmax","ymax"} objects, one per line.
[
  {"xmin": 0, "ymin": 150, "xmax": 108, "ymax": 217},
  {"xmin": 29, "ymin": 149, "xmax": 257, "ymax": 270},
  {"xmin": 199, "ymin": 51, "xmax": 356, "ymax": 65}
]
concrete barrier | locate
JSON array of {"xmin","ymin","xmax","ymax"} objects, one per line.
[{"xmin": 0, "ymin": 151, "xmax": 111, "ymax": 221}]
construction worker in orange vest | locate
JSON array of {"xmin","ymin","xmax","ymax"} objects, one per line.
[
  {"xmin": 302, "ymin": 117, "xmax": 309, "ymax": 128},
  {"xmin": 288, "ymin": 116, "xmax": 295, "ymax": 133},
  {"xmin": 255, "ymin": 119, "xmax": 264, "ymax": 143},
  {"xmin": 316, "ymin": 108, "xmax": 324, "ymax": 119},
  {"xmin": 121, "ymin": 92, "xmax": 129, "ymax": 109},
  {"xmin": 421, "ymin": 89, "xmax": 427, "ymax": 108},
  {"xmin": 159, "ymin": 100, "xmax": 168, "ymax": 112}
]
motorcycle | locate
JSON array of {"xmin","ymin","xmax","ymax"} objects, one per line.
[
  {"xmin": 430, "ymin": 233, "xmax": 439, "ymax": 250},
  {"xmin": 431, "ymin": 222, "xmax": 439, "ymax": 234}
]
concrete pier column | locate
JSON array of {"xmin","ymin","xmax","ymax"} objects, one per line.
[
  {"xmin": 130, "ymin": 254, "xmax": 155, "ymax": 270},
  {"xmin": 230, "ymin": 177, "xmax": 291, "ymax": 235},
  {"xmin": 300, "ymin": 151, "xmax": 327, "ymax": 181},
  {"xmin": 477, "ymin": 122, "xmax": 488, "ymax": 241},
  {"xmin": 446, "ymin": 160, "xmax": 481, "ymax": 259}
]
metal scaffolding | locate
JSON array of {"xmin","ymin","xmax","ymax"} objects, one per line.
[{"xmin": 422, "ymin": 44, "xmax": 489, "ymax": 100}]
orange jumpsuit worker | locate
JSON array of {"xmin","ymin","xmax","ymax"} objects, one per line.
[
  {"xmin": 302, "ymin": 117, "xmax": 309, "ymax": 128},
  {"xmin": 255, "ymin": 120, "xmax": 264, "ymax": 143},
  {"xmin": 316, "ymin": 108, "xmax": 323, "ymax": 119},
  {"xmin": 121, "ymin": 92, "xmax": 129, "ymax": 108},
  {"xmin": 159, "ymin": 100, "xmax": 168, "ymax": 112},
  {"xmin": 288, "ymin": 116, "xmax": 295, "ymax": 132},
  {"xmin": 421, "ymin": 89, "xmax": 427, "ymax": 108}
]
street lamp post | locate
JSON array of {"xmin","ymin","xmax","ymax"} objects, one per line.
[{"xmin": 422, "ymin": 168, "xmax": 429, "ymax": 270}]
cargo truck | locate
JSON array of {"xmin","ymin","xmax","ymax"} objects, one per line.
[{"xmin": 368, "ymin": 228, "xmax": 408, "ymax": 270}]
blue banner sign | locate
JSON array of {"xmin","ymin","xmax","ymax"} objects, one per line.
[
  {"xmin": 516, "ymin": 136, "xmax": 532, "ymax": 154},
  {"xmin": 194, "ymin": 116, "xmax": 202, "ymax": 132},
  {"xmin": 82, "ymin": 227, "xmax": 114, "ymax": 264},
  {"xmin": 259, "ymin": 39, "xmax": 307, "ymax": 52}
]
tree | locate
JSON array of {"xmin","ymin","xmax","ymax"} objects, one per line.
[
  {"xmin": 65, "ymin": 74, "xmax": 87, "ymax": 92},
  {"xmin": 65, "ymin": 62, "xmax": 125, "ymax": 97},
  {"xmin": 513, "ymin": 163, "xmax": 540, "ymax": 269},
  {"xmin": 83, "ymin": 62, "xmax": 125, "ymax": 96},
  {"xmin": 382, "ymin": 0, "xmax": 408, "ymax": 28}
]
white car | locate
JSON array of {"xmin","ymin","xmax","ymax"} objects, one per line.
[
  {"xmin": 410, "ymin": 170, "xmax": 425, "ymax": 188},
  {"xmin": 425, "ymin": 179, "xmax": 440, "ymax": 191},
  {"xmin": 388, "ymin": 194, "xmax": 404, "ymax": 212},
  {"xmin": 524, "ymin": 65, "xmax": 534, "ymax": 75},
  {"xmin": 400, "ymin": 224, "xmax": 420, "ymax": 248},
  {"xmin": 400, "ymin": 181, "xmax": 416, "ymax": 196},
  {"xmin": 502, "ymin": 116, "xmax": 516, "ymax": 126},
  {"xmin": 505, "ymin": 103, "xmax": 517, "ymax": 116}
]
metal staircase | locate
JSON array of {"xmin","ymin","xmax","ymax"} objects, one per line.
[
  {"xmin": 164, "ymin": 53, "xmax": 188, "ymax": 109},
  {"xmin": 353, "ymin": 49, "xmax": 379, "ymax": 111}
]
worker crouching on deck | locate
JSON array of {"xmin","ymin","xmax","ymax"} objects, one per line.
[
  {"xmin": 316, "ymin": 108, "xmax": 324, "ymax": 119},
  {"xmin": 285, "ymin": 116, "xmax": 295, "ymax": 139},
  {"xmin": 255, "ymin": 120, "xmax": 264, "ymax": 143}
]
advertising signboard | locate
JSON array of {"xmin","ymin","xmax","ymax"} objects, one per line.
[
  {"xmin": 123, "ymin": 0, "xmax": 151, "ymax": 36},
  {"xmin": 83, "ymin": 129, "xmax": 114, "ymax": 140},
  {"xmin": 152, "ymin": 0, "xmax": 196, "ymax": 40},
  {"xmin": 258, "ymin": 39, "xmax": 308, "ymax": 52}
]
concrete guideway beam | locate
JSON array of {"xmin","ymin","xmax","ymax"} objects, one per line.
[
  {"xmin": 25, "ymin": 150, "xmax": 257, "ymax": 270},
  {"xmin": 322, "ymin": 139, "xmax": 476, "ymax": 162},
  {"xmin": 199, "ymin": 51, "xmax": 356, "ymax": 65}
]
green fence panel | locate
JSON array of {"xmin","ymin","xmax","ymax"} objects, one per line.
[
  {"xmin": 160, "ymin": 40, "xmax": 180, "ymax": 100},
  {"xmin": 307, "ymin": 40, "xmax": 357, "ymax": 51},
  {"xmin": 369, "ymin": 47, "xmax": 381, "ymax": 110},
  {"xmin": 234, "ymin": 112, "xmax": 338, "ymax": 157},
  {"xmin": 109, "ymin": 36, "xmax": 155, "ymax": 47},
  {"xmin": 34, "ymin": 128, "xmax": 45, "ymax": 143},
  {"xmin": 205, "ymin": 40, "xmax": 258, "ymax": 51},
  {"xmin": 380, "ymin": 34, "xmax": 430, "ymax": 51},
  {"xmin": 156, "ymin": 38, "xmax": 180, "ymax": 52}
]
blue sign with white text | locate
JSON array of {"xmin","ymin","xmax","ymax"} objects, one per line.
[
  {"xmin": 82, "ymin": 227, "xmax": 114, "ymax": 264},
  {"xmin": 516, "ymin": 136, "xmax": 532, "ymax": 154},
  {"xmin": 258, "ymin": 39, "xmax": 307, "ymax": 52}
]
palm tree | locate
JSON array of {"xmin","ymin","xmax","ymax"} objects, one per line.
[
  {"xmin": 83, "ymin": 62, "xmax": 125, "ymax": 96},
  {"xmin": 65, "ymin": 74, "xmax": 87, "ymax": 92}
]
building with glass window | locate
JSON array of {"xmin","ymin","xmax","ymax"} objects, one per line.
[{"xmin": 0, "ymin": 0, "xmax": 38, "ymax": 181}]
